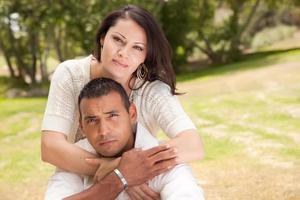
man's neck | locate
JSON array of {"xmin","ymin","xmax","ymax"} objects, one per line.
[{"xmin": 99, "ymin": 124, "xmax": 137, "ymax": 158}]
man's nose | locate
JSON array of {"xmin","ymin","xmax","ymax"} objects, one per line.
[{"xmin": 97, "ymin": 121, "xmax": 110, "ymax": 137}]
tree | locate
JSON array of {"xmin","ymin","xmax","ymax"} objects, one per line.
[
  {"xmin": 0, "ymin": 0, "xmax": 50, "ymax": 83},
  {"xmin": 190, "ymin": 0, "xmax": 261, "ymax": 64}
]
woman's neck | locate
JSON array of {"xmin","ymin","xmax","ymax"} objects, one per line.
[{"xmin": 90, "ymin": 59, "xmax": 134, "ymax": 96}]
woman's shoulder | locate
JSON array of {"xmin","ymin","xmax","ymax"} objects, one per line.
[
  {"xmin": 135, "ymin": 80, "xmax": 172, "ymax": 102},
  {"xmin": 143, "ymin": 80, "xmax": 171, "ymax": 95},
  {"xmin": 52, "ymin": 55, "xmax": 91, "ymax": 81},
  {"xmin": 56, "ymin": 55, "xmax": 90, "ymax": 72}
]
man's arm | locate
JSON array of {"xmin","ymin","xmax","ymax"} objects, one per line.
[
  {"xmin": 64, "ymin": 172, "xmax": 123, "ymax": 200},
  {"xmin": 64, "ymin": 145, "xmax": 177, "ymax": 200}
]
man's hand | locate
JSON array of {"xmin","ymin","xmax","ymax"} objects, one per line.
[{"xmin": 117, "ymin": 144, "xmax": 177, "ymax": 186}]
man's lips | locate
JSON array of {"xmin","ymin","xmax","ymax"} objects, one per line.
[
  {"xmin": 113, "ymin": 59, "xmax": 128, "ymax": 68},
  {"xmin": 97, "ymin": 139, "xmax": 116, "ymax": 146}
]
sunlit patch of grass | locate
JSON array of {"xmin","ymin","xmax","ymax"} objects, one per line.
[
  {"xmin": 0, "ymin": 98, "xmax": 49, "ymax": 185},
  {"xmin": 177, "ymin": 49, "xmax": 300, "ymax": 82},
  {"xmin": 278, "ymin": 147, "xmax": 300, "ymax": 160},
  {"xmin": 201, "ymin": 135, "xmax": 242, "ymax": 162}
]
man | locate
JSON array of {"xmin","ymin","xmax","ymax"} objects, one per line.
[{"xmin": 45, "ymin": 78, "xmax": 204, "ymax": 200}]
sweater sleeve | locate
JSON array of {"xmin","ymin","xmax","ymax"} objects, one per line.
[
  {"xmin": 41, "ymin": 62, "xmax": 77, "ymax": 136},
  {"xmin": 144, "ymin": 81, "xmax": 196, "ymax": 138},
  {"xmin": 149, "ymin": 164, "xmax": 204, "ymax": 200}
]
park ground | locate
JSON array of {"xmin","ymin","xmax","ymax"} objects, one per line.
[{"xmin": 0, "ymin": 40, "xmax": 300, "ymax": 199}]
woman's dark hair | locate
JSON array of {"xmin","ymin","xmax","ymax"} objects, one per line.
[{"xmin": 93, "ymin": 5, "xmax": 178, "ymax": 95}]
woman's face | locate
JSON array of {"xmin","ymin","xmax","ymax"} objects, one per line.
[{"xmin": 100, "ymin": 18, "xmax": 147, "ymax": 81}]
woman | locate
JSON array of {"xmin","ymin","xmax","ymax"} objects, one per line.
[{"xmin": 41, "ymin": 4, "xmax": 203, "ymax": 199}]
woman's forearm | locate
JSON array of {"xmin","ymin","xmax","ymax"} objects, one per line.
[
  {"xmin": 41, "ymin": 131, "xmax": 98, "ymax": 175},
  {"xmin": 167, "ymin": 130, "xmax": 204, "ymax": 163}
]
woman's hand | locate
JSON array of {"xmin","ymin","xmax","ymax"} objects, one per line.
[
  {"xmin": 85, "ymin": 157, "xmax": 121, "ymax": 182},
  {"xmin": 126, "ymin": 183, "xmax": 160, "ymax": 200}
]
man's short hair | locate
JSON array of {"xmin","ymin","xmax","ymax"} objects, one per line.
[{"xmin": 78, "ymin": 78, "xmax": 130, "ymax": 114}]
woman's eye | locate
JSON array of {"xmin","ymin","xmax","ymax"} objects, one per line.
[
  {"xmin": 113, "ymin": 36, "xmax": 123, "ymax": 44},
  {"xmin": 134, "ymin": 46, "xmax": 143, "ymax": 51}
]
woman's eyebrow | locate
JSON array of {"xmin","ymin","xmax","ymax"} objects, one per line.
[
  {"xmin": 114, "ymin": 32, "xmax": 126, "ymax": 39},
  {"xmin": 114, "ymin": 32, "xmax": 146, "ymax": 45}
]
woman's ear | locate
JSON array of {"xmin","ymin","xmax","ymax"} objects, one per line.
[{"xmin": 100, "ymin": 38, "xmax": 104, "ymax": 47}]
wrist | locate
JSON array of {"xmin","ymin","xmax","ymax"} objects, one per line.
[{"xmin": 113, "ymin": 168, "xmax": 128, "ymax": 190}]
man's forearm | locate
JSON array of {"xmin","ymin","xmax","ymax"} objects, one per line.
[{"xmin": 64, "ymin": 172, "xmax": 124, "ymax": 200}]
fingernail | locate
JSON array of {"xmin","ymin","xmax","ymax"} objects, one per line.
[
  {"xmin": 173, "ymin": 148, "xmax": 178, "ymax": 153},
  {"xmin": 165, "ymin": 144, "xmax": 170, "ymax": 148}
]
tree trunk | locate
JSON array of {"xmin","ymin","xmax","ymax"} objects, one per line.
[
  {"xmin": 0, "ymin": 42, "xmax": 16, "ymax": 78},
  {"xmin": 54, "ymin": 25, "xmax": 64, "ymax": 62},
  {"xmin": 39, "ymin": 47, "xmax": 49, "ymax": 82},
  {"xmin": 29, "ymin": 32, "xmax": 38, "ymax": 84}
]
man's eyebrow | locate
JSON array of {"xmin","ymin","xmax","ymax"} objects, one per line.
[
  {"xmin": 103, "ymin": 110, "xmax": 118, "ymax": 115},
  {"xmin": 83, "ymin": 116, "xmax": 97, "ymax": 120}
]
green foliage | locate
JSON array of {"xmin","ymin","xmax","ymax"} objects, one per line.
[{"xmin": 0, "ymin": 0, "xmax": 299, "ymax": 85}]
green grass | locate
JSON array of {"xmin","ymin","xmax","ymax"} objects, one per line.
[
  {"xmin": 201, "ymin": 135, "xmax": 242, "ymax": 162},
  {"xmin": 177, "ymin": 48, "xmax": 300, "ymax": 164},
  {"xmin": 178, "ymin": 48, "xmax": 300, "ymax": 82},
  {"xmin": 0, "ymin": 98, "xmax": 51, "ymax": 185}
]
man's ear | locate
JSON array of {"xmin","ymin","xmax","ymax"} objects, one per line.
[
  {"xmin": 129, "ymin": 103, "xmax": 137, "ymax": 123},
  {"xmin": 79, "ymin": 115, "xmax": 86, "ymax": 137}
]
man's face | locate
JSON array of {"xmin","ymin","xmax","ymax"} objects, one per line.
[{"xmin": 79, "ymin": 91, "xmax": 136, "ymax": 157}]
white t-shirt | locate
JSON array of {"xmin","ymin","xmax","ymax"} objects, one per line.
[
  {"xmin": 41, "ymin": 55, "xmax": 196, "ymax": 142},
  {"xmin": 45, "ymin": 124, "xmax": 204, "ymax": 200}
]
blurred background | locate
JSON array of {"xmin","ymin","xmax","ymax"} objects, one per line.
[{"xmin": 0, "ymin": 0, "xmax": 299, "ymax": 199}]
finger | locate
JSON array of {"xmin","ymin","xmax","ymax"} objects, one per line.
[
  {"xmin": 133, "ymin": 185, "xmax": 152, "ymax": 200},
  {"xmin": 152, "ymin": 157, "xmax": 177, "ymax": 176},
  {"xmin": 150, "ymin": 147, "xmax": 177, "ymax": 164},
  {"xmin": 93, "ymin": 175, "xmax": 98, "ymax": 183},
  {"xmin": 140, "ymin": 183, "xmax": 160, "ymax": 200},
  {"xmin": 144, "ymin": 144, "xmax": 171, "ymax": 157},
  {"xmin": 127, "ymin": 187, "xmax": 142, "ymax": 200},
  {"xmin": 97, "ymin": 171, "xmax": 105, "ymax": 182},
  {"xmin": 85, "ymin": 158, "xmax": 102, "ymax": 166}
]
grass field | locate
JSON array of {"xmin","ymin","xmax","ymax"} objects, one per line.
[{"xmin": 0, "ymin": 49, "xmax": 299, "ymax": 199}]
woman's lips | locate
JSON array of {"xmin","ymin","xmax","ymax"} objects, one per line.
[{"xmin": 113, "ymin": 59, "xmax": 128, "ymax": 68}]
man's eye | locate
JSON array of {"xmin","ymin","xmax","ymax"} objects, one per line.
[
  {"xmin": 109, "ymin": 113, "xmax": 118, "ymax": 118},
  {"xmin": 87, "ymin": 118, "xmax": 97, "ymax": 124}
]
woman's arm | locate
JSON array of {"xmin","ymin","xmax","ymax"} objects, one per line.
[
  {"xmin": 41, "ymin": 131, "xmax": 98, "ymax": 175},
  {"xmin": 166, "ymin": 129, "xmax": 204, "ymax": 163},
  {"xmin": 143, "ymin": 81, "xmax": 204, "ymax": 163}
]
